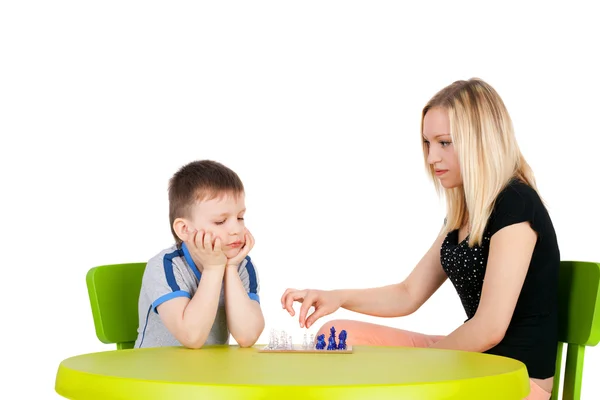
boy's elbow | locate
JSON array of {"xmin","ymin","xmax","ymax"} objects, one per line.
[
  {"xmin": 181, "ymin": 336, "xmax": 206, "ymax": 349},
  {"xmin": 236, "ymin": 320, "xmax": 265, "ymax": 348},
  {"xmin": 236, "ymin": 330, "xmax": 261, "ymax": 347},
  {"xmin": 236, "ymin": 337, "xmax": 258, "ymax": 348},
  {"xmin": 178, "ymin": 329, "xmax": 209, "ymax": 349},
  {"xmin": 183, "ymin": 342, "xmax": 203, "ymax": 349}
]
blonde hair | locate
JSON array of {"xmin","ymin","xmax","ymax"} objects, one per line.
[{"xmin": 421, "ymin": 78, "xmax": 537, "ymax": 247}]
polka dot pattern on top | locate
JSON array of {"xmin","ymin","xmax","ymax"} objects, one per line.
[{"xmin": 441, "ymin": 230, "xmax": 492, "ymax": 320}]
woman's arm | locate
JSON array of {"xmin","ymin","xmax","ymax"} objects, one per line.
[
  {"xmin": 429, "ymin": 221, "xmax": 537, "ymax": 351},
  {"xmin": 281, "ymin": 227, "xmax": 449, "ymax": 328},
  {"xmin": 338, "ymin": 228, "xmax": 448, "ymax": 316}
]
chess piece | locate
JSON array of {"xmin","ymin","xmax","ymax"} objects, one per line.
[
  {"xmin": 315, "ymin": 334, "xmax": 326, "ymax": 350},
  {"xmin": 280, "ymin": 331, "xmax": 287, "ymax": 349},
  {"xmin": 327, "ymin": 326, "xmax": 337, "ymax": 350},
  {"xmin": 267, "ymin": 329, "xmax": 276, "ymax": 349},
  {"xmin": 327, "ymin": 335, "xmax": 337, "ymax": 350},
  {"xmin": 338, "ymin": 329, "xmax": 347, "ymax": 350}
]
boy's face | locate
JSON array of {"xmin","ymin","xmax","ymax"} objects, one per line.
[{"xmin": 188, "ymin": 192, "xmax": 247, "ymax": 260}]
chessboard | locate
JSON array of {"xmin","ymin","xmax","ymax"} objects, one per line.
[
  {"xmin": 258, "ymin": 344, "xmax": 353, "ymax": 353},
  {"xmin": 258, "ymin": 326, "xmax": 352, "ymax": 353}
]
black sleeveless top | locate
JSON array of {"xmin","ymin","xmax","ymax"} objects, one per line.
[{"xmin": 441, "ymin": 179, "xmax": 560, "ymax": 379}]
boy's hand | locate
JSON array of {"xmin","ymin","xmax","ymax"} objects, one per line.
[
  {"xmin": 226, "ymin": 228, "xmax": 255, "ymax": 268},
  {"xmin": 188, "ymin": 230, "xmax": 227, "ymax": 270}
]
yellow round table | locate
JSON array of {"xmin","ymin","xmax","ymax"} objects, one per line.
[{"xmin": 55, "ymin": 345, "xmax": 530, "ymax": 399}]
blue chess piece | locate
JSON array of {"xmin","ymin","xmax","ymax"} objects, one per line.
[
  {"xmin": 338, "ymin": 329, "xmax": 347, "ymax": 350},
  {"xmin": 327, "ymin": 336, "xmax": 336, "ymax": 350},
  {"xmin": 315, "ymin": 334, "xmax": 326, "ymax": 350},
  {"xmin": 327, "ymin": 326, "xmax": 337, "ymax": 350}
]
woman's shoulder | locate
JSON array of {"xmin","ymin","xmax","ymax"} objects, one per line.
[
  {"xmin": 494, "ymin": 178, "xmax": 542, "ymax": 212},
  {"xmin": 487, "ymin": 178, "xmax": 547, "ymax": 236}
]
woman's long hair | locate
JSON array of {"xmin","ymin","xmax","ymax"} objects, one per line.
[{"xmin": 421, "ymin": 78, "xmax": 537, "ymax": 246}]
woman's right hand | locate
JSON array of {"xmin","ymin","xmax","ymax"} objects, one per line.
[{"xmin": 280, "ymin": 288, "xmax": 344, "ymax": 329}]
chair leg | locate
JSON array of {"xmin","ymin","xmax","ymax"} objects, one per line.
[
  {"xmin": 551, "ymin": 342, "xmax": 563, "ymax": 400},
  {"xmin": 117, "ymin": 341, "xmax": 135, "ymax": 350},
  {"xmin": 563, "ymin": 344, "xmax": 585, "ymax": 400}
]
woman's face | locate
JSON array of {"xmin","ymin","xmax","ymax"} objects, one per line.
[{"xmin": 422, "ymin": 107, "xmax": 462, "ymax": 188}]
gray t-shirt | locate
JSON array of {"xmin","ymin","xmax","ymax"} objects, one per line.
[{"xmin": 134, "ymin": 242, "xmax": 260, "ymax": 348}]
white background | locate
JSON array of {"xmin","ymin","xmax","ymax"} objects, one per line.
[{"xmin": 1, "ymin": 1, "xmax": 599, "ymax": 398}]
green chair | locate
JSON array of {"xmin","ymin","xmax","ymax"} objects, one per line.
[
  {"xmin": 86, "ymin": 262, "xmax": 147, "ymax": 350},
  {"xmin": 552, "ymin": 260, "xmax": 600, "ymax": 400}
]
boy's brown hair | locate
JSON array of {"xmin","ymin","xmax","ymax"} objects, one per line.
[{"xmin": 168, "ymin": 160, "xmax": 245, "ymax": 245}]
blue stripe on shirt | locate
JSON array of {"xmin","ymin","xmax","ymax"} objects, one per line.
[
  {"xmin": 163, "ymin": 250, "xmax": 182, "ymax": 291},
  {"xmin": 248, "ymin": 292, "xmax": 260, "ymax": 302},
  {"xmin": 244, "ymin": 256, "xmax": 260, "ymax": 303},
  {"xmin": 137, "ymin": 305, "xmax": 153, "ymax": 348},
  {"xmin": 181, "ymin": 242, "xmax": 202, "ymax": 280},
  {"xmin": 152, "ymin": 290, "xmax": 191, "ymax": 313}
]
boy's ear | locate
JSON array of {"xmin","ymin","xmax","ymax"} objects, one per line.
[{"xmin": 173, "ymin": 217, "xmax": 194, "ymax": 243}]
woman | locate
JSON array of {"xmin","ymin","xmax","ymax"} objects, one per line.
[{"xmin": 281, "ymin": 78, "xmax": 559, "ymax": 400}]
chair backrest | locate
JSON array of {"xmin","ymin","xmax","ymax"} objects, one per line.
[
  {"xmin": 86, "ymin": 262, "xmax": 146, "ymax": 350},
  {"xmin": 552, "ymin": 260, "xmax": 600, "ymax": 400}
]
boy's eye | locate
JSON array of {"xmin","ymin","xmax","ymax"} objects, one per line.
[
  {"xmin": 215, "ymin": 220, "xmax": 226, "ymax": 225},
  {"xmin": 238, "ymin": 217, "xmax": 244, "ymax": 221}
]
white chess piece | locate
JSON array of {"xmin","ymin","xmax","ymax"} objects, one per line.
[
  {"xmin": 279, "ymin": 331, "xmax": 287, "ymax": 350},
  {"xmin": 267, "ymin": 330, "xmax": 275, "ymax": 349}
]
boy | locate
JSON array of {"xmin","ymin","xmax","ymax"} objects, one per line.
[{"xmin": 134, "ymin": 160, "xmax": 264, "ymax": 349}]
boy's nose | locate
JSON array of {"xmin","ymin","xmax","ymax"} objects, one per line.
[{"xmin": 228, "ymin": 224, "xmax": 243, "ymax": 236}]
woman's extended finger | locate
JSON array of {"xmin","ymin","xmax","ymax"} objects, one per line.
[
  {"xmin": 283, "ymin": 290, "xmax": 306, "ymax": 316},
  {"xmin": 298, "ymin": 293, "xmax": 317, "ymax": 328},
  {"xmin": 281, "ymin": 288, "xmax": 297, "ymax": 307},
  {"xmin": 305, "ymin": 306, "xmax": 328, "ymax": 329}
]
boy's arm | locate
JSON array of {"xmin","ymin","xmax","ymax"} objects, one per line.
[
  {"xmin": 224, "ymin": 257, "xmax": 264, "ymax": 347},
  {"xmin": 149, "ymin": 232, "xmax": 230, "ymax": 349},
  {"xmin": 157, "ymin": 267, "xmax": 225, "ymax": 349}
]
